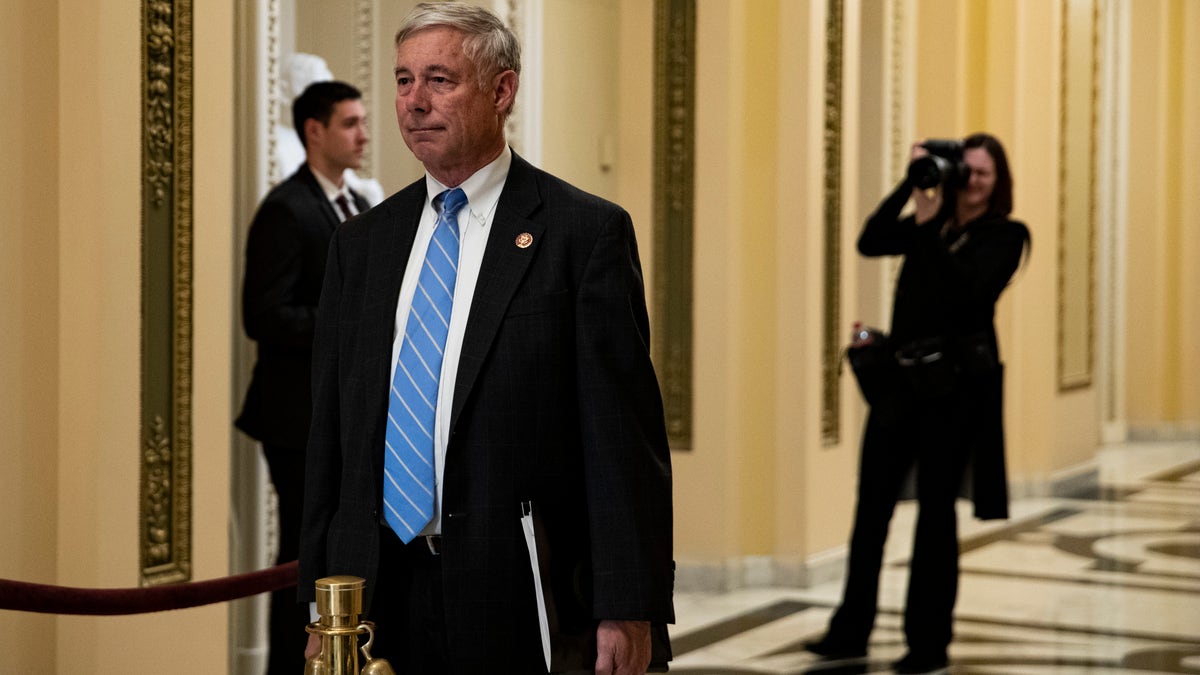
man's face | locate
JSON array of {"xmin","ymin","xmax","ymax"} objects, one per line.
[
  {"xmin": 394, "ymin": 26, "xmax": 514, "ymax": 184},
  {"xmin": 961, "ymin": 146, "xmax": 997, "ymax": 214},
  {"xmin": 310, "ymin": 98, "xmax": 368, "ymax": 174}
]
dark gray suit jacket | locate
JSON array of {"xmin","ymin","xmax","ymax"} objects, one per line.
[
  {"xmin": 299, "ymin": 153, "xmax": 674, "ymax": 669},
  {"xmin": 237, "ymin": 164, "xmax": 369, "ymax": 450}
]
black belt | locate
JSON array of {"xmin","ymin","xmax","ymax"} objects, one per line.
[
  {"xmin": 415, "ymin": 535, "xmax": 442, "ymax": 556},
  {"xmin": 380, "ymin": 519, "xmax": 443, "ymax": 555}
]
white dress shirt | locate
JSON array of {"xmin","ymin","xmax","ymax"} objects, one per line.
[
  {"xmin": 389, "ymin": 147, "xmax": 512, "ymax": 536},
  {"xmin": 310, "ymin": 164, "xmax": 359, "ymax": 221}
]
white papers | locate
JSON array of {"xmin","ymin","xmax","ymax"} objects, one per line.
[{"xmin": 520, "ymin": 500, "xmax": 553, "ymax": 672}]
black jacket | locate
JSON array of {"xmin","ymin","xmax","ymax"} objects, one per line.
[
  {"xmin": 236, "ymin": 164, "xmax": 369, "ymax": 450},
  {"xmin": 858, "ymin": 179, "xmax": 1029, "ymax": 519},
  {"xmin": 299, "ymin": 153, "xmax": 675, "ymax": 670}
]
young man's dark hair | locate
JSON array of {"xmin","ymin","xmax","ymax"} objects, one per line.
[{"xmin": 292, "ymin": 80, "xmax": 363, "ymax": 148}]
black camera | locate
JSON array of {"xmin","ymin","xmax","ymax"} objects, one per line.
[{"xmin": 906, "ymin": 139, "xmax": 968, "ymax": 190}]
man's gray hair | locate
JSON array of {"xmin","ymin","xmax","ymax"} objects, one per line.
[{"xmin": 395, "ymin": 2, "xmax": 522, "ymax": 89}]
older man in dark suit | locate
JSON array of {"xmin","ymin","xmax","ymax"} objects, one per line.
[
  {"xmin": 237, "ymin": 79, "xmax": 370, "ymax": 675},
  {"xmin": 298, "ymin": 3, "xmax": 674, "ymax": 674}
]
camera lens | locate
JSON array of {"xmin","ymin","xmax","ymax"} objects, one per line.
[{"xmin": 907, "ymin": 155, "xmax": 950, "ymax": 190}]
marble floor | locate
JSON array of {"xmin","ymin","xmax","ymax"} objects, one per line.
[{"xmin": 669, "ymin": 440, "xmax": 1200, "ymax": 674}]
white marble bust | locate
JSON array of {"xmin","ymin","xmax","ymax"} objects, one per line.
[{"xmin": 276, "ymin": 52, "xmax": 384, "ymax": 206}]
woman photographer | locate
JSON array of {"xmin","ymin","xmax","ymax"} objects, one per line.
[{"xmin": 805, "ymin": 133, "xmax": 1030, "ymax": 673}]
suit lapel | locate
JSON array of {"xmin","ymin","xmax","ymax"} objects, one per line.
[
  {"xmin": 296, "ymin": 164, "xmax": 341, "ymax": 229},
  {"xmin": 349, "ymin": 188, "xmax": 371, "ymax": 214},
  {"xmin": 450, "ymin": 155, "xmax": 545, "ymax": 431}
]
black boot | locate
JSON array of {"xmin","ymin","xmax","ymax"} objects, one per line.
[{"xmin": 803, "ymin": 634, "xmax": 868, "ymax": 660}]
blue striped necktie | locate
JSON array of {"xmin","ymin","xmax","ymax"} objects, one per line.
[{"xmin": 383, "ymin": 187, "xmax": 468, "ymax": 543}]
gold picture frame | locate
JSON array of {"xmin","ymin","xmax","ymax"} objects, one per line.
[
  {"xmin": 1057, "ymin": 0, "xmax": 1098, "ymax": 391},
  {"xmin": 652, "ymin": 0, "xmax": 696, "ymax": 450},
  {"xmin": 822, "ymin": 0, "xmax": 845, "ymax": 445},
  {"xmin": 140, "ymin": 0, "xmax": 194, "ymax": 586}
]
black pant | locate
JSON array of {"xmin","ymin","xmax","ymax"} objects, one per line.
[
  {"xmin": 362, "ymin": 526, "xmax": 549, "ymax": 674},
  {"xmin": 826, "ymin": 397, "xmax": 970, "ymax": 655},
  {"xmin": 359, "ymin": 526, "xmax": 453, "ymax": 671},
  {"xmin": 261, "ymin": 443, "xmax": 309, "ymax": 675}
]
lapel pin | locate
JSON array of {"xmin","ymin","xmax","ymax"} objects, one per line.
[{"xmin": 515, "ymin": 232, "xmax": 533, "ymax": 249}]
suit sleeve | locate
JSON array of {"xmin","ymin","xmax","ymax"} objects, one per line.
[
  {"xmin": 575, "ymin": 207, "xmax": 675, "ymax": 623},
  {"xmin": 297, "ymin": 227, "xmax": 345, "ymax": 603},
  {"xmin": 242, "ymin": 199, "xmax": 318, "ymax": 348},
  {"xmin": 857, "ymin": 177, "xmax": 952, "ymax": 257}
]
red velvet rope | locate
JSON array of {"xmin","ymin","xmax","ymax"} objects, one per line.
[{"xmin": 0, "ymin": 561, "xmax": 298, "ymax": 616}]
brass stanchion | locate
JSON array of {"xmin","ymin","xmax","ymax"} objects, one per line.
[{"xmin": 304, "ymin": 576, "xmax": 395, "ymax": 675}]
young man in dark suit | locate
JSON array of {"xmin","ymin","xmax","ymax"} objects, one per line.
[
  {"xmin": 298, "ymin": 3, "xmax": 674, "ymax": 673},
  {"xmin": 237, "ymin": 79, "xmax": 371, "ymax": 675}
]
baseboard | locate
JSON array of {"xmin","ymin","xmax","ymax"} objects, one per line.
[
  {"xmin": 801, "ymin": 545, "xmax": 849, "ymax": 588},
  {"xmin": 676, "ymin": 462, "xmax": 1100, "ymax": 592},
  {"xmin": 675, "ymin": 547, "xmax": 848, "ymax": 593},
  {"xmin": 1008, "ymin": 459, "xmax": 1100, "ymax": 500},
  {"xmin": 1101, "ymin": 420, "xmax": 1128, "ymax": 444},
  {"xmin": 673, "ymin": 559, "xmax": 739, "ymax": 593},
  {"xmin": 1127, "ymin": 422, "xmax": 1200, "ymax": 442}
]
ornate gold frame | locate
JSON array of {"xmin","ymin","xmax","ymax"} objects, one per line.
[
  {"xmin": 1056, "ymin": 0, "xmax": 1098, "ymax": 391},
  {"xmin": 821, "ymin": 0, "xmax": 845, "ymax": 445},
  {"xmin": 140, "ymin": 0, "xmax": 193, "ymax": 586},
  {"xmin": 265, "ymin": 0, "xmax": 282, "ymax": 185},
  {"xmin": 652, "ymin": 0, "xmax": 696, "ymax": 450}
]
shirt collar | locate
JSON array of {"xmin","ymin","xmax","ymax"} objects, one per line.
[
  {"xmin": 309, "ymin": 164, "xmax": 348, "ymax": 202},
  {"xmin": 423, "ymin": 146, "xmax": 511, "ymax": 220}
]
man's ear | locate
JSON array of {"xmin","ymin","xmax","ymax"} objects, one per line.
[
  {"xmin": 304, "ymin": 117, "xmax": 325, "ymax": 150},
  {"xmin": 493, "ymin": 70, "xmax": 518, "ymax": 115}
]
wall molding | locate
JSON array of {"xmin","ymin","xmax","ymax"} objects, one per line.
[
  {"xmin": 140, "ymin": 0, "xmax": 194, "ymax": 586},
  {"xmin": 354, "ymin": 0, "xmax": 374, "ymax": 176},
  {"xmin": 821, "ymin": 0, "xmax": 846, "ymax": 445},
  {"xmin": 652, "ymin": 0, "xmax": 696, "ymax": 450},
  {"xmin": 1056, "ymin": 0, "xmax": 1100, "ymax": 391},
  {"xmin": 497, "ymin": 0, "xmax": 543, "ymax": 163}
]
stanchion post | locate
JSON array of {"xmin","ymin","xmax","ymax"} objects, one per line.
[{"xmin": 304, "ymin": 576, "xmax": 394, "ymax": 675}]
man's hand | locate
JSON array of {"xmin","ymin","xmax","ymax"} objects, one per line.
[{"xmin": 594, "ymin": 619, "xmax": 652, "ymax": 675}]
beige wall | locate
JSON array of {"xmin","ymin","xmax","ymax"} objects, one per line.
[
  {"xmin": 54, "ymin": 0, "xmax": 143, "ymax": 665},
  {"xmin": 1, "ymin": 0, "xmax": 234, "ymax": 672},
  {"xmin": 0, "ymin": 0, "xmax": 60, "ymax": 670},
  {"xmin": 1126, "ymin": 0, "xmax": 1200, "ymax": 429},
  {"xmin": 2, "ymin": 1, "xmax": 1200, "ymax": 670},
  {"xmin": 1179, "ymin": 0, "xmax": 1200, "ymax": 426},
  {"xmin": 650, "ymin": 0, "xmax": 870, "ymax": 580},
  {"xmin": 611, "ymin": 0, "xmax": 1199, "ymax": 585},
  {"xmin": 541, "ymin": 1, "xmax": 621, "ymax": 198}
]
